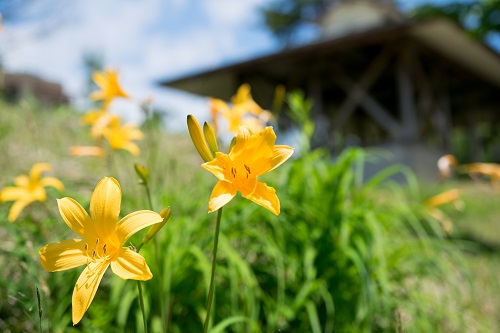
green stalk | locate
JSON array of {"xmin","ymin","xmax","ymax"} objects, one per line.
[
  {"xmin": 143, "ymin": 181, "xmax": 167, "ymax": 333},
  {"xmin": 203, "ymin": 208, "xmax": 223, "ymax": 333},
  {"xmin": 137, "ymin": 281, "xmax": 149, "ymax": 333}
]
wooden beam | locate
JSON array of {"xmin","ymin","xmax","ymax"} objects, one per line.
[
  {"xmin": 334, "ymin": 75, "xmax": 402, "ymax": 138},
  {"xmin": 332, "ymin": 45, "xmax": 394, "ymax": 129}
]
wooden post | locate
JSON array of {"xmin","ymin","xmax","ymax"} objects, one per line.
[
  {"xmin": 307, "ymin": 71, "xmax": 324, "ymax": 147},
  {"xmin": 397, "ymin": 45, "xmax": 419, "ymax": 143}
]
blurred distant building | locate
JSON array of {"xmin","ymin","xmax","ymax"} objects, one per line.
[
  {"xmin": 160, "ymin": 0, "xmax": 500, "ymax": 175},
  {"xmin": 0, "ymin": 72, "xmax": 68, "ymax": 105}
]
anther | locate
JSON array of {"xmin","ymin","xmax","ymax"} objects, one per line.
[
  {"xmin": 103, "ymin": 244, "xmax": 107, "ymax": 255},
  {"xmin": 96, "ymin": 238, "xmax": 99, "ymax": 245},
  {"xmin": 244, "ymin": 164, "xmax": 251, "ymax": 174},
  {"xmin": 92, "ymin": 249, "xmax": 96, "ymax": 258}
]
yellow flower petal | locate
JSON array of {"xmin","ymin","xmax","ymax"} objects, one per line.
[
  {"xmin": 69, "ymin": 146, "xmax": 105, "ymax": 157},
  {"xmin": 424, "ymin": 189, "xmax": 460, "ymax": 208},
  {"xmin": 230, "ymin": 127, "xmax": 275, "ymax": 175},
  {"xmin": 14, "ymin": 175, "xmax": 29, "ymax": 187},
  {"xmin": 243, "ymin": 181, "xmax": 280, "ymax": 215},
  {"xmin": 90, "ymin": 177, "xmax": 121, "ymax": 238},
  {"xmin": 72, "ymin": 262, "xmax": 109, "ymax": 325},
  {"xmin": 208, "ymin": 180, "xmax": 236, "ymax": 213},
  {"xmin": 202, "ymin": 153, "xmax": 232, "ymax": 181},
  {"xmin": 57, "ymin": 198, "xmax": 89, "ymax": 238},
  {"xmin": 40, "ymin": 177, "xmax": 64, "ymax": 192},
  {"xmin": 39, "ymin": 239, "xmax": 88, "ymax": 272},
  {"xmin": 92, "ymin": 72, "xmax": 106, "ymax": 87},
  {"xmin": 116, "ymin": 210, "xmax": 163, "ymax": 244},
  {"xmin": 118, "ymin": 141, "xmax": 141, "ymax": 156},
  {"xmin": 30, "ymin": 163, "xmax": 52, "ymax": 181},
  {"xmin": 0, "ymin": 186, "xmax": 27, "ymax": 202},
  {"xmin": 8, "ymin": 200, "xmax": 31, "ymax": 222},
  {"xmin": 110, "ymin": 248, "xmax": 153, "ymax": 280},
  {"xmin": 89, "ymin": 90, "xmax": 106, "ymax": 102},
  {"xmin": 122, "ymin": 125, "xmax": 144, "ymax": 140},
  {"xmin": 268, "ymin": 145, "xmax": 294, "ymax": 173}
]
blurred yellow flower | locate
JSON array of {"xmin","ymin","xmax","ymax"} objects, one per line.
[
  {"xmin": 424, "ymin": 189, "xmax": 461, "ymax": 209},
  {"xmin": 202, "ymin": 126, "xmax": 293, "ymax": 215},
  {"xmin": 103, "ymin": 116, "xmax": 144, "ymax": 156},
  {"xmin": 81, "ymin": 108, "xmax": 114, "ymax": 138},
  {"xmin": 39, "ymin": 177, "xmax": 162, "ymax": 325},
  {"xmin": 210, "ymin": 84, "xmax": 272, "ymax": 134},
  {"xmin": 424, "ymin": 189, "xmax": 463, "ymax": 235},
  {"xmin": 462, "ymin": 162, "xmax": 500, "ymax": 189},
  {"xmin": 69, "ymin": 146, "xmax": 105, "ymax": 157},
  {"xmin": 0, "ymin": 163, "xmax": 64, "ymax": 222},
  {"xmin": 89, "ymin": 69, "xmax": 129, "ymax": 107},
  {"xmin": 230, "ymin": 83, "xmax": 264, "ymax": 116}
]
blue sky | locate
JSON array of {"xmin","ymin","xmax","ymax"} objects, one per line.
[{"xmin": 0, "ymin": 0, "xmax": 493, "ymax": 129}]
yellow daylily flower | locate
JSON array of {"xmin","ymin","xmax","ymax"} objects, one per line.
[
  {"xmin": 89, "ymin": 69, "xmax": 129, "ymax": 107},
  {"xmin": 39, "ymin": 177, "xmax": 163, "ymax": 325},
  {"xmin": 102, "ymin": 116, "xmax": 144, "ymax": 156},
  {"xmin": 211, "ymin": 84, "xmax": 272, "ymax": 135},
  {"xmin": 0, "ymin": 163, "xmax": 63, "ymax": 222},
  {"xmin": 202, "ymin": 126, "xmax": 293, "ymax": 215}
]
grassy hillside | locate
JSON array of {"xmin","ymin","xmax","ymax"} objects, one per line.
[{"xmin": 0, "ymin": 98, "xmax": 499, "ymax": 332}]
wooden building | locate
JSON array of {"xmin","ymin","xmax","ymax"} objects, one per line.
[
  {"xmin": 160, "ymin": 0, "xmax": 500, "ymax": 172},
  {"xmin": 0, "ymin": 72, "xmax": 68, "ymax": 105}
]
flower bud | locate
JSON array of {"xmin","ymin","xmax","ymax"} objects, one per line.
[
  {"xmin": 134, "ymin": 163, "xmax": 149, "ymax": 185},
  {"xmin": 141, "ymin": 207, "xmax": 171, "ymax": 246},
  {"xmin": 203, "ymin": 122, "xmax": 218, "ymax": 155},
  {"xmin": 187, "ymin": 115, "xmax": 214, "ymax": 162}
]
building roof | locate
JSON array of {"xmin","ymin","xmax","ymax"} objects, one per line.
[{"xmin": 159, "ymin": 18, "xmax": 500, "ymax": 100}]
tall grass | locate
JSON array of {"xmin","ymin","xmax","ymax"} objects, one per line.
[{"xmin": 0, "ymin": 98, "xmax": 486, "ymax": 332}]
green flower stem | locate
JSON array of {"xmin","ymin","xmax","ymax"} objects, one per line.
[
  {"xmin": 145, "ymin": 183, "xmax": 154, "ymax": 213},
  {"xmin": 142, "ymin": 181, "xmax": 167, "ymax": 333},
  {"xmin": 203, "ymin": 207, "xmax": 223, "ymax": 333},
  {"xmin": 153, "ymin": 236, "xmax": 167, "ymax": 333},
  {"xmin": 137, "ymin": 281, "xmax": 149, "ymax": 333}
]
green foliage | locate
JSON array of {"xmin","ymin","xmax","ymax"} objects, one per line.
[
  {"xmin": 0, "ymin": 97, "xmax": 495, "ymax": 332},
  {"xmin": 285, "ymin": 90, "xmax": 315, "ymax": 152},
  {"xmin": 261, "ymin": 0, "xmax": 331, "ymax": 43},
  {"xmin": 411, "ymin": 0, "xmax": 500, "ymax": 41}
]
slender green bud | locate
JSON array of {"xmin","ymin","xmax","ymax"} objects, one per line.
[
  {"xmin": 134, "ymin": 163, "xmax": 149, "ymax": 185},
  {"xmin": 187, "ymin": 115, "xmax": 214, "ymax": 162},
  {"xmin": 141, "ymin": 207, "xmax": 171, "ymax": 246},
  {"xmin": 229, "ymin": 136, "xmax": 237, "ymax": 152},
  {"xmin": 203, "ymin": 122, "xmax": 218, "ymax": 155}
]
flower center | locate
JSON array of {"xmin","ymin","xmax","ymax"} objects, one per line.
[
  {"xmin": 84, "ymin": 238, "xmax": 116, "ymax": 264},
  {"xmin": 228, "ymin": 163, "xmax": 256, "ymax": 194}
]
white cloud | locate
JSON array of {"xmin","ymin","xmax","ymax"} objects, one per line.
[{"xmin": 0, "ymin": 0, "xmax": 277, "ymax": 129}]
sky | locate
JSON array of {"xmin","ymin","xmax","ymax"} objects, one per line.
[{"xmin": 0, "ymin": 0, "xmax": 492, "ymax": 130}]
